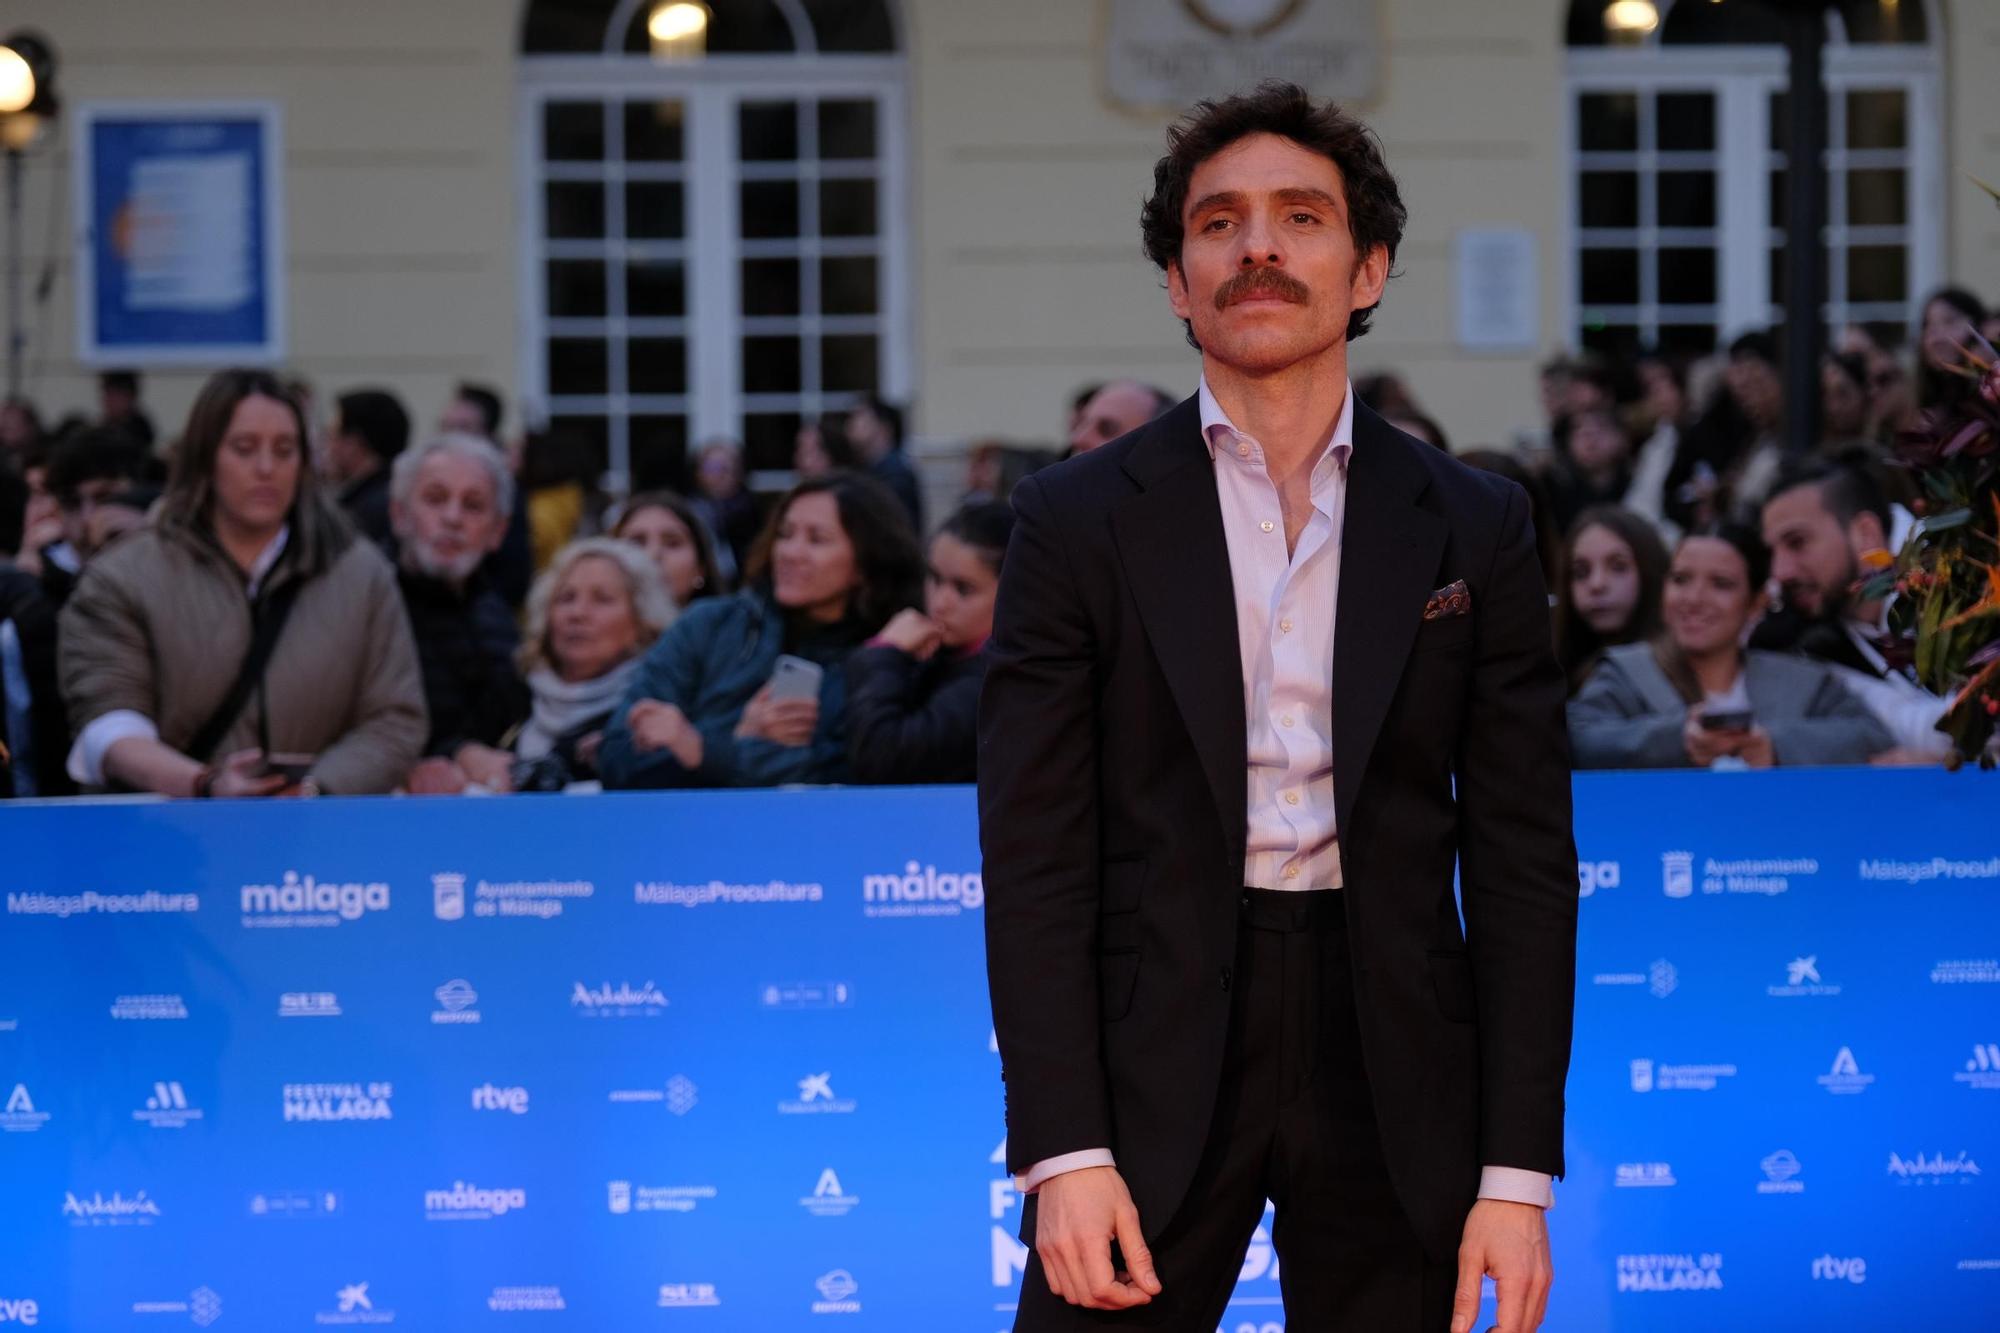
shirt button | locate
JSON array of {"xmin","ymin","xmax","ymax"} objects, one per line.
[
  {"xmin": 1219, "ymin": 967, "xmax": 1233, "ymax": 992},
  {"xmin": 1237, "ymin": 443, "xmax": 1250, "ymax": 457},
  {"xmin": 1281, "ymin": 715, "xmax": 1293, "ymax": 728},
  {"xmin": 1285, "ymin": 791, "xmax": 1300, "ymax": 806},
  {"xmin": 1279, "ymin": 618, "xmax": 1294, "ymax": 633},
  {"xmin": 1284, "ymin": 865, "xmax": 1300, "ymax": 880},
  {"xmin": 1260, "ymin": 520, "xmax": 1274, "ymax": 533}
]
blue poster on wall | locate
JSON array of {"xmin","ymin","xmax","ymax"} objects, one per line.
[{"xmin": 72, "ymin": 102, "xmax": 285, "ymax": 366}]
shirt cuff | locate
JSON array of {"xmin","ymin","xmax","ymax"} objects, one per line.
[
  {"xmin": 1016, "ymin": 1148, "xmax": 1117, "ymax": 1194},
  {"xmin": 1478, "ymin": 1165, "xmax": 1555, "ymax": 1210},
  {"xmin": 67, "ymin": 709, "xmax": 159, "ymax": 787}
]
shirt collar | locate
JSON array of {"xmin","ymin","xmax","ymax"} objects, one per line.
[
  {"xmin": 246, "ymin": 525, "xmax": 291, "ymax": 599},
  {"xmin": 1197, "ymin": 376, "xmax": 1355, "ymax": 477}
]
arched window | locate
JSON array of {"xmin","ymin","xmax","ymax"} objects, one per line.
[
  {"xmin": 1562, "ymin": 0, "xmax": 1941, "ymax": 362},
  {"xmin": 520, "ymin": 0, "xmax": 907, "ymax": 490}
]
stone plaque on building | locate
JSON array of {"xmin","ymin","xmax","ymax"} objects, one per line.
[{"xmin": 1104, "ymin": 0, "xmax": 1382, "ymax": 109}]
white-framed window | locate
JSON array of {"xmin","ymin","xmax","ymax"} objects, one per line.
[
  {"xmin": 1562, "ymin": 0, "xmax": 1941, "ymax": 361},
  {"xmin": 519, "ymin": 0, "xmax": 909, "ymax": 490}
]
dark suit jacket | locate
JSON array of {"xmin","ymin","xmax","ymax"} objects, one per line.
[{"xmin": 979, "ymin": 395, "xmax": 1578, "ymax": 1263}]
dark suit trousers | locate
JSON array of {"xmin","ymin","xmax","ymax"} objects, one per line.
[{"xmin": 1016, "ymin": 889, "xmax": 1455, "ymax": 1332}]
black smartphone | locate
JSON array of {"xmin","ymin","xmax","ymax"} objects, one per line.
[
  {"xmin": 1699, "ymin": 709, "xmax": 1754, "ymax": 732},
  {"xmin": 260, "ymin": 752, "xmax": 317, "ymax": 783}
]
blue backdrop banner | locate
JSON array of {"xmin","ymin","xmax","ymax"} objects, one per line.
[{"xmin": 1, "ymin": 769, "xmax": 1995, "ymax": 1330}]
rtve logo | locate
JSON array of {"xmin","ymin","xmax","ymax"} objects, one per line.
[{"xmin": 1811, "ymin": 1254, "xmax": 1867, "ymax": 1284}]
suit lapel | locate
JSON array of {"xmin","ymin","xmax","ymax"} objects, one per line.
[
  {"xmin": 1110, "ymin": 400, "xmax": 1248, "ymax": 850},
  {"xmin": 1333, "ymin": 404, "xmax": 1446, "ymax": 836}
]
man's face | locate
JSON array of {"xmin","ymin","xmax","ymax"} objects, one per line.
[
  {"xmin": 393, "ymin": 451, "xmax": 506, "ymax": 583},
  {"xmin": 1166, "ymin": 133, "xmax": 1386, "ymax": 376},
  {"xmin": 439, "ymin": 397, "xmax": 488, "ymax": 439},
  {"xmin": 1068, "ymin": 382, "xmax": 1159, "ymax": 454},
  {"xmin": 58, "ymin": 476, "xmax": 126, "ymax": 552},
  {"xmin": 1762, "ymin": 482, "xmax": 1866, "ymax": 620}
]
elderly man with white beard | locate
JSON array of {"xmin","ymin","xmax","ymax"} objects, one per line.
[{"xmin": 390, "ymin": 433, "xmax": 531, "ymax": 793}]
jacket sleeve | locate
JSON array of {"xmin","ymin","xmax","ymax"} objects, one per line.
[
  {"xmin": 1452, "ymin": 482, "xmax": 1580, "ymax": 1179},
  {"xmin": 977, "ymin": 473, "xmax": 1112, "ymax": 1175},
  {"xmin": 1764, "ymin": 668, "xmax": 1896, "ymax": 765},
  {"xmin": 57, "ymin": 558, "xmax": 158, "ymax": 733},
  {"xmin": 310, "ymin": 560, "xmax": 428, "ymax": 795},
  {"xmin": 598, "ymin": 618, "xmax": 707, "ymax": 789},
  {"xmin": 844, "ymin": 646, "xmax": 979, "ymax": 784},
  {"xmin": 1565, "ymin": 658, "xmax": 1693, "ymax": 769},
  {"xmin": 728, "ymin": 657, "xmax": 852, "ymax": 787}
]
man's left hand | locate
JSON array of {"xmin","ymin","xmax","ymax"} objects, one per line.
[{"xmin": 1451, "ymin": 1198, "xmax": 1551, "ymax": 1333}]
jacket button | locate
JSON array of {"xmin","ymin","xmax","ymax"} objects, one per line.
[{"xmin": 1219, "ymin": 967, "xmax": 1232, "ymax": 992}]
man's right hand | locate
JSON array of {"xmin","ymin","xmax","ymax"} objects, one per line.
[{"xmin": 1034, "ymin": 1166, "xmax": 1162, "ymax": 1310}]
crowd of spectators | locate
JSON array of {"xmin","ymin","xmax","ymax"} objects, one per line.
[{"xmin": 0, "ymin": 285, "xmax": 1986, "ymax": 798}]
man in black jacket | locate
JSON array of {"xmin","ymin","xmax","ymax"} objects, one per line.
[{"xmin": 980, "ymin": 84, "xmax": 1577, "ymax": 1332}]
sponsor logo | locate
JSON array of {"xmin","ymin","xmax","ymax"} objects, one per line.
[
  {"xmin": 314, "ymin": 1282, "xmax": 394, "ymax": 1325},
  {"xmin": 1592, "ymin": 961, "xmax": 1676, "ymax": 998},
  {"xmin": 248, "ymin": 1190, "xmax": 342, "ymax": 1218},
  {"xmin": 110, "ymin": 994, "xmax": 188, "ymax": 1021},
  {"xmin": 471, "ymin": 1083, "xmax": 528, "ymax": 1114},
  {"xmin": 131, "ymin": 1287, "xmax": 222, "ymax": 1326},
  {"xmin": 1769, "ymin": 956, "xmax": 1840, "ymax": 998},
  {"xmin": 781, "ymin": 1072, "xmax": 856, "ymax": 1115},
  {"xmin": 1858, "ymin": 857, "xmax": 2000, "ymax": 883},
  {"xmin": 1811, "ymin": 1254, "xmax": 1867, "ymax": 1284},
  {"xmin": 1616, "ymin": 1253, "xmax": 1724, "ymax": 1292},
  {"xmin": 279, "ymin": 992, "xmax": 342, "ymax": 1019},
  {"xmin": 1888, "ymin": 1150, "xmax": 1981, "ymax": 1185},
  {"xmin": 1705, "ymin": 857, "xmax": 1815, "ymax": 896},
  {"xmin": 759, "ymin": 981, "xmax": 854, "ymax": 1009},
  {"xmin": 63, "ymin": 1189, "xmax": 160, "ymax": 1227},
  {"xmin": 487, "ymin": 1287, "xmax": 564, "ymax": 1312},
  {"xmin": 608, "ymin": 1074, "xmax": 699, "ymax": 1111},
  {"xmin": 571, "ymin": 980, "xmax": 667, "ymax": 1018},
  {"xmin": 432, "ymin": 979, "xmax": 480, "ymax": 1025},
  {"xmin": 1956, "ymin": 1044, "xmax": 2000, "ymax": 1091},
  {"xmin": 241, "ymin": 872, "xmax": 390, "ymax": 928},
  {"xmin": 606, "ymin": 1180, "xmax": 715, "ymax": 1214},
  {"xmin": 0, "ymin": 1298, "xmax": 38, "ymax": 1326},
  {"xmin": 1817, "ymin": 1047, "xmax": 1876, "ymax": 1095},
  {"xmin": 1932, "ymin": 959, "xmax": 2000, "ymax": 985},
  {"xmin": 1, "ymin": 1084, "xmax": 50, "ymax": 1132},
  {"xmin": 1661, "ymin": 852, "xmax": 1694, "ymax": 899},
  {"xmin": 283, "ymin": 1082, "xmax": 394, "ymax": 1122},
  {"xmin": 801, "ymin": 1168, "xmax": 860, "ymax": 1218},
  {"xmin": 1630, "ymin": 1059, "xmax": 1736, "ymax": 1092},
  {"xmin": 1614, "ymin": 1162, "xmax": 1676, "ymax": 1189},
  {"xmin": 6, "ymin": 890, "xmax": 199, "ymax": 917},
  {"xmin": 1957, "ymin": 1259, "xmax": 2000, "ymax": 1271},
  {"xmin": 1757, "ymin": 1150, "xmax": 1804, "ymax": 1194},
  {"xmin": 658, "ymin": 1284, "xmax": 721, "ymax": 1309},
  {"xmin": 0, "ymin": 1019, "xmax": 14, "ymax": 1032},
  {"xmin": 1238, "ymin": 1205, "xmax": 1281, "ymax": 1283},
  {"xmin": 440, "ymin": 873, "xmax": 595, "ymax": 921},
  {"xmin": 637, "ymin": 879, "xmax": 822, "ymax": 908},
  {"xmin": 1577, "ymin": 860, "xmax": 1620, "ymax": 898},
  {"xmin": 134, "ymin": 1081, "xmax": 204, "ymax": 1130},
  {"xmin": 423, "ymin": 1181, "xmax": 526, "ymax": 1221},
  {"xmin": 811, "ymin": 1270, "xmax": 861, "ymax": 1315},
  {"xmin": 862, "ymin": 862, "xmax": 984, "ymax": 918}
]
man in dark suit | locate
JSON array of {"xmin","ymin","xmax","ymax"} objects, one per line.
[{"xmin": 980, "ymin": 83, "xmax": 1577, "ymax": 1331}]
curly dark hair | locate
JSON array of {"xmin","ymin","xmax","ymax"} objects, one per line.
[{"xmin": 1140, "ymin": 81, "xmax": 1406, "ymax": 349}]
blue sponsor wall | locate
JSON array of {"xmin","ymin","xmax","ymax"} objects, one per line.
[{"xmin": 0, "ymin": 769, "xmax": 1995, "ymax": 1330}]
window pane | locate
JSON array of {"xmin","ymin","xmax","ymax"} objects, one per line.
[
  {"xmin": 548, "ymin": 338, "xmax": 609, "ymax": 395},
  {"xmin": 1580, "ymin": 249, "xmax": 1640, "ymax": 305},
  {"xmin": 1847, "ymin": 245, "xmax": 1906, "ymax": 303},
  {"xmin": 743, "ymin": 258, "xmax": 803, "ymax": 317},
  {"xmin": 626, "ymin": 182, "xmax": 686, "ymax": 239},
  {"xmin": 820, "ymin": 178, "xmax": 879, "ymax": 237},
  {"xmin": 631, "ymin": 416, "xmax": 689, "ymax": 493},
  {"xmin": 822, "ymin": 335, "xmax": 879, "ymax": 394},
  {"xmin": 624, "ymin": 100, "xmax": 686, "ymax": 162},
  {"xmin": 801, "ymin": 0, "xmax": 898, "ymax": 53},
  {"xmin": 1847, "ymin": 168, "xmax": 1906, "ymax": 226},
  {"xmin": 1658, "ymin": 248, "xmax": 1717, "ymax": 304},
  {"xmin": 818, "ymin": 100, "xmax": 878, "ymax": 160},
  {"xmin": 1769, "ymin": 92, "xmax": 1788, "ymax": 152},
  {"xmin": 545, "ymin": 182, "xmax": 605, "ymax": 239},
  {"xmin": 743, "ymin": 336, "xmax": 803, "ymax": 393},
  {"xmin": 1578, "ymin": 171, "xmax": 1639, "ymax": 229},
  {"xmin": 742, "ymin": 181, "xmax": 801, "ymax": 238},
  {"xmin": 629, "ymin": 338, "xmax": 688, "ymax": 395},
  {"xmin": 1579, "ymin": 323, "xmax": 1642, "ymax": 363},
  {"xmin": 1657, "ymin": 325, "xmax": 1718, "ymax": 358},
  {"xmin": 1657, "ymin": 171, "xmax": 1716, "ymax": 228},
  {"xmin": 548, "ymin": 415, "xmax": 609, "ymax": 476},
  {"xmin": 626, "ymin": 260, "xmax": 686, "ymax": 317},
  {"xmin": 740, "ymin": 101, "xmax": 800, "ymax": 162},
  {"xmin": 544, "ymin": 102, "xmax": 605, "ymax": 162},
  {"xmin": 1577, "ymin": 93, "xmax": 1639, "ymax": 152},
  {"xmin": 546, "ymin": 260, "xmax": 606, "ymax": 318},
  {"xmin": 743, "ymin": 412, "xmax": 802, "ymax": 473},
  {"xmin": 822, "ymin": 256, "xmax": 879, "ymax": 316},
  {"xmin": 1655, "ymin": 93, "xmax": 1715, "ymax": 152},
  {"xmin": 1846, "ymin": 90, "xmax": 1907, "ymax": 150},
  {"xmin": 1839, "ymin": 0, "xmax": 1926, "ymax": 44}
]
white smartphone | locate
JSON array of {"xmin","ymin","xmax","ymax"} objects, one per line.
[{"xmin": 768, "ymin": 654, "xmax": 826, "ymax": 702}]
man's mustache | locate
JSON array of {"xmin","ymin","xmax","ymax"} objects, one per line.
[{"xmin": 1214, "ymin": 267, "xmax": 1310, "ymax": 310}]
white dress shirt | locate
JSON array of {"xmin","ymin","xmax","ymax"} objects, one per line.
[{"xmin": 1018, "ymin": 385, "xmax": 1553, "ymax": 1210}]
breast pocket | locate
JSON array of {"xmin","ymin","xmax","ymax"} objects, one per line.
[{"xmin": 1411, "ymin": 612, "xmax": 1475, "ymax": 655}]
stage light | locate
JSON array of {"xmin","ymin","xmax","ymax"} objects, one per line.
[
  {"xmin": 1603, "ymin": 0, "xmax": 1661, "ymax": 35},
  {"xmin": 0, "ymin": 48, "xmax": 32, "ymax": 115},
  {"xmin": 648, "ymin": 2, "xmax": 710, "ymax": 43}
]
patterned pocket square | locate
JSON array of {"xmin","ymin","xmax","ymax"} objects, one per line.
[{"xmin": 1423, "ymin": 579, "xmax": 1471, "ymax": 620}]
